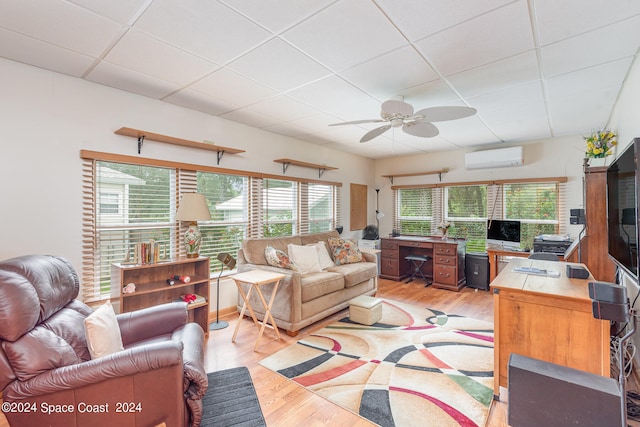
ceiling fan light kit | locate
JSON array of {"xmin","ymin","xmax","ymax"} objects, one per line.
[{"xmin": 330, "ymin": 98, "xmax": 477, "ymax": 143}]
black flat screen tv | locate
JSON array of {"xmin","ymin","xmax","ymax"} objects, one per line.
[
  {"xmin": 607, "ymin": 138, "xmax": 640, "ymax": 278},
  {"xmin": 487, "ymin": 219, "xmax": 521, "ymax": 250}
]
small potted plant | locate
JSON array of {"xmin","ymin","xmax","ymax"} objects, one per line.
[{"xmin": 585, "ymin": 130, "xmax": 617, "ymax": 166}]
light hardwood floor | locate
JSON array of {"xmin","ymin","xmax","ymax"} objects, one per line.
[{"xmin": 10, "ymin": 277, "xmax": 630, "ymax": 426}]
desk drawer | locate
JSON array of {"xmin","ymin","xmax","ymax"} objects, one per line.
[
  {"xmin": 380, "ymin": 257, "xmax": 399, "ymax": 276},
  {"xmin": 434, "ymin": 264, "xmax": 457, "ymax": 285},
  {"xmin": 434, "ymin": 243, "xmax": 456, "ymax": 256},
  {"xmin": 381, "ymin": 239, "xmax": 399, "ymax": 251},
  {"xmin": 434, "ymin": 255, "xmax": 456, "ymax": 266},
  {"xmin": 402, "ymin": 241, "xmax": 433, "ymax": 249}
]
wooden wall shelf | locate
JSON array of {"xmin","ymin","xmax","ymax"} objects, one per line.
[
  {"xmin": 382, "ymin": 168, "xmax": 449, "ymax": 184},
  {"xmin": 115, "ymin": 127, "xmax": 245, "ymax": 164},
  {"xmin": 274, "ymin": 158, "xmax": 338, "ymax": 178}
]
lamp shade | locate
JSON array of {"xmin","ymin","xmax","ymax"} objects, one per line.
[{"xmin": 176, "ymin": 193, "xmax": 211, "ymax": 221}]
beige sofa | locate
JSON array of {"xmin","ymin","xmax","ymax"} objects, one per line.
[{"xmin": 236, "ymin": 230, "xmax": 378, "ymax": 335}]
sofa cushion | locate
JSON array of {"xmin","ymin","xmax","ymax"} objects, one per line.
[
  {"xmin": 265, "ymin": 246, "xmax": 298, "ymax": 271},
  {"xmin": 327, "ymin": 238, "xmax": 364, "ymax": 265},
  {"xmin": 328, "ymin": 262, "xmax": 377, "ymax": 288},
  {"xmin": 242, "ymin": 236, "xmax": 302, "ymax": 265},
  {"xmin": 300, "ymin": 272, "xmax": 345, "ymax": 303},
  {"xmin": 288, "ymin": 244, "xmax": 322, "ymax": 274},
  {"xmin": 307, "ymin": 241, "xmax": 335, "ymax": 270}
]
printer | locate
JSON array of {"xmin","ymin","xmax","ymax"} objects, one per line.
[{"xmin": 533, "ymin": 234, "xmax": 573, "ymax": 255}]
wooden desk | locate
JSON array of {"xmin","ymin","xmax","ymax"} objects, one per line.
[
  {"xmin": 380, "ymin": 236, "xmax": 466, "ymax": 291},
  {"xmin": 486, "ymin": 247, "xmax": 565, "ymax": 282},
  {"xmin": 491, "ymin": 258, "xmax": 610, "ymax": 399}
]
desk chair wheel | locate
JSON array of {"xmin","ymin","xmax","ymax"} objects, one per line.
[{"xmin": 405, "ymin": 254, "xmax": 432, "ymax": 286}]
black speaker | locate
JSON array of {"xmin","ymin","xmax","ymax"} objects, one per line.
[
  {"xmin": 566, "ymin": 265, "xmax": 589, "ymax": 279},
  {"xmin": 465, "ymin": 252, "xmax": 489, "ymax": 290},
  {"xmin": 588, "ymin": 281, "xmax": 627, "ymax": 303},
  {"xmin": 508, "ymin": 353, "xmax": 622, "ymax": 427}
]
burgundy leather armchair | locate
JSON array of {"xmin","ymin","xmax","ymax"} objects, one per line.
[{"xmin": 0, "ymin": 255, "xmax": 207, "ymax": 427}]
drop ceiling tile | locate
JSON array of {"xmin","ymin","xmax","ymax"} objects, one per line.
[
  {"xmin": 435, "ymin": 116, "xmax": 498, "ymax": 145},
  {"xmin": 282, "ymin": 0, "xmax": 407, "ymax": 72},
  {"xmin": 219, "ymin": 0, "xmax": 335, "ymax": 34},
  {"xmin": 540, "ymin": 15, "xmax": 640, "ymax": 78},
  {"xmin": 0, "ymin": 28, "xmax": 95, "ymax": 77},
  {"xmin": 87, "ymin": 61, "xmax": 180, "ymax": 98},
  {"xmin": 467, "ymin": 81, "xmax": 546, "ymax": 116},
  {"xmin": 415, "ymin": 1, "xmax": 534, "ymax": 76},
  {"xmin": 341, "ymin": 45, "xmax": 440, "ymax": 99},
  {"xmin": 376, "ymin": 0, "xmax": 515, "ymax": 42},
  {"xmin": 134, "ymin": 0, "xmax": 271, "ymax": 64},
  {"xmin": 164, "ymin": 88, "xmax": 238, "ymax": 116},
  {"xmin": 221, "ymin": 108, "xmax": 282, "ymax": 128},
  {"xmin": 401, "ymin": 79, "xmax": 465, "ymax": 108},
  {"xmin": 242, "ymin": 96, "xmax": 321, "ymax": 121},
  {"xmin": 288, "ymin": 75, "xmax": 380, "ymax": 120},
  {"xmin": 545, "ymin": 58, "xmax": 632, "ymax": 102},
  {"xmin": 0, "ymin": 0, "xmax": 124, "ymax": 57},
  {"xmin": 533, "ymin": 0, "xmax": 640, "ymax": 45},
  {"xmin": 226, "ymin": 37, "xmax": 331, "ymax": 92},
  {"xmin": 448, "ymin": 51, "xmax": 540, "ymax": 99},
  {"xmin": 69, "ymin": 0, "xmax": 150, "ymax": 24},
  {"xmin": 190, "ymin": 68, "xmax": 278, "ymax": 107},
  {"xmin": 103, "ymin": 29, "xmax": 218, "ymax": 86}
]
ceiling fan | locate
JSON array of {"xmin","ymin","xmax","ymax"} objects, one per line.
[{"xmin": 329, "ymin": 98, "xmax": 477, "ymax": 143}]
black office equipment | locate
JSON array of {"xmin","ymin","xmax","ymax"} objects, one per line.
[{"xmin": 465, "ymin": 252, "xmax": 489, "ymax": 290}]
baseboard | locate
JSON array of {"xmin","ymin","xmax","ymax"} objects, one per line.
[{"xmin": 208, "ymin": 306, "xmax": 237, "ymax": 323}]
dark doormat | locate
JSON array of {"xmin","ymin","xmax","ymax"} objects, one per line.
[{"xmin": 201, "ymin": 367, "xmax": 267, "ymax": 427}]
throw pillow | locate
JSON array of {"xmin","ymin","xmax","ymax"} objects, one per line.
[
  {"xmin": 84, "ymin": 300, "xmax": 124, "ymax": 359},
  {"xmin": 307, "ymin": 241, "xmax": 334, "ymax": 270},
  {"xmin": 327, "ymin": 237, "xmax": 363, "ymax": 265},
  {"xmin": 264, "ymin": 246, "xmax": 298, "ymax": 271},
  {"xmin": 287, "ymin": 244, "xmax": 322, "ymax": 274}
]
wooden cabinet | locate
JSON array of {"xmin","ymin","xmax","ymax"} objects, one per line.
[
  {"xmin": 565, "ymin": 166, "xmax": 617, "ymax": 281},
  {"xmin": 111, "ymin": 257, "xmax": 210, "ymax": 336},
  {"xmin": 380, "ymin": 237, "xmax": 466, "ymax": 291}
]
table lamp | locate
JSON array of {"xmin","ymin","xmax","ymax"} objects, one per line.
[
  {"xmin": 210, "ymin": 252, "xmax": 236, "ymax": 330},
  {"xmin": 176, "ymin": 193, "xmax": 211, "ymax": 258}
]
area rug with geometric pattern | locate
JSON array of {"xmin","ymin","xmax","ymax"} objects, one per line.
[{"xmin": 259, "ymin": 299, "xmax": 494, "ymax": 427}]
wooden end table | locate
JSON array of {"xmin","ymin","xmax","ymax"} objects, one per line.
[{"xmin": 231, "ymin": 269, "xmax": 286, "ymax": 351}]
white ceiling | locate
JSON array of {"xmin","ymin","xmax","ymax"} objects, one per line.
[{"xmin": 1, "ymin": 0, "xmax": 639, "ymax": 159}]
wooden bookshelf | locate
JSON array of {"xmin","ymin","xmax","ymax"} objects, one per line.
[
  {"xmin": 273, "ymin": 158, "xmax": 338, "ymax": 178},
  {"xmin": 111, "ymin": 257, "xmax": 211, "ymax": 336}
]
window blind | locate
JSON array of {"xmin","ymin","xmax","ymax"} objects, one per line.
[
  {"xmin": 445, "ymin": 184, "xmax": 487, "ymax": 252},
  {"xmin": 263, "ymin": 178, "xmax": 297, "ymax": 237}
]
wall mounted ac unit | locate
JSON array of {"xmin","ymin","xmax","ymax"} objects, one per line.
[{"xmin": 464, "ymin": 146, "xmax": 523, "ymax": 170}]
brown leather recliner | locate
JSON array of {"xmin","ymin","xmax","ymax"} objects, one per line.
[{"xmin": 0, "ymin": 255, "xmax": 208, "ymax": 427}]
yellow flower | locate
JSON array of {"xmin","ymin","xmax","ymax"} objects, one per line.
[{"xmin": 584, "ymin": 130, "xmax": 617, "ymax": 158}]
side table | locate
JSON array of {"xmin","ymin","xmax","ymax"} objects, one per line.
[{"xmin": 231, "ymin": 269, "xmax": 286, "ymax": 351}]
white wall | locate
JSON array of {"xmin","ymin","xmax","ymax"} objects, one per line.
[{"xmin": 0, "ymin": 57, "xmax": 374, "ymax": 311}]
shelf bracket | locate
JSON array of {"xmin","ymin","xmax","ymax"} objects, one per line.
[
  {"xmin": 438, "ymin": 171, "xmax": 443, "ymax": 182},
  {"xmin": 137, "ymin": 135, "xmax": 145, "ymax": 154},
  {"xmin": 388, "ymin": 176, "xmax": 394, "ymax": 184},
  {"xmin": 280, "ymin": 162, "xmax": 289, "ymax": 174},
  {"xmin": 318, "ymin": 168, "xmax": 326, "ymax": 179},
  {"xmin": 216, "ymin": 150, "xmax": 225, "ymax": 165}
]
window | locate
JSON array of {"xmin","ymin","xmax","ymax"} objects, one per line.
[
  {"xmin": 263, "ymin": 178, "xmax": 297, "ymax": 237},
  {"xmin": 81, "ymin": 152, "xmax": 341, "ymax": 303},
  {"xmin": 392, "ymin": 178, "xmax": 566, "ymax": 251},
  {"xmin": 394, "ymin": 187, "xmax": 433, "ymax": 236},
  {"xmin": 445, "ymin": 185, "xmax": 487, "ymax": 252},
  {"xmin": 197, "ymin": 171, "xmax": 249, "ymax": 272},
  {"xmin": 503, "ymin": 182, "xmax": 562, "ymax": 249}
]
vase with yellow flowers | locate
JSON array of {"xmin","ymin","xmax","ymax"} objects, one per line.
[{"xmin": 585, "ymin": 130, "xmax": 616, "ymax": 166}]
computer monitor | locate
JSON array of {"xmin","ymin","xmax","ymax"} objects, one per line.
[{"xmin": 487, "ymin": 219, "xmax": 521, "ymax": 250}]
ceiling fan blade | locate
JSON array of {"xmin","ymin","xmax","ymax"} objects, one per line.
[
  {"xmin": 414, "ymin": 106, "xmax": 477, "ymax": 122},
  {"xmin": 381, "ymin": 99, "xmax": 414, "ymax": 119},
  {"xmin": 329, "ymin": 119, "xmax": 385, "ymax": 126},
  {"xmin": 360, "ymin": 124, "xmax": 391, "ymax": 142},
  {"xmin": 403, "ymin": 121, "xmax": 439, "ymax": 138}
]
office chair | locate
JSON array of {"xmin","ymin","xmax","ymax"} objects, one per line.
[{"xmin": 528, "ymin": 252, "xmax": 559, "ymax": 261}]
